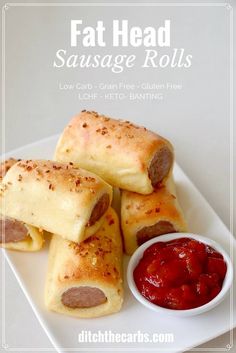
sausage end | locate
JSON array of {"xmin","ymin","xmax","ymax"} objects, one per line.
[
  {"xmin": 136, "ymin": 220, "xmax": 176, "ymax": 246},
  {"xmin": 87, "ymin": 193, "xmax": 110, "ymax": 227},
  {"xmin": 61, "ymin": 286, "xmax": 107, "ymax": 308},
  {"xmin": 148, "ymin": 146, "xmax": 173, "ymax": 187},
  {"xmin": 0, "ymin": 217, "xmax": 29, "ymax": 243}
]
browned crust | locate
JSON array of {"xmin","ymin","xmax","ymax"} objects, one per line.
[
  {"xmin": 58, "ymin": 211, "xmax": 122, "ymax": 286},
  {"xmin": 62, "ymin": 111, "xmax": 166, "ymax": 153},
  {"xmin": 0, "ymin": 158, "xmax": 20, "ymax": 180},
  {"xmin": 122, "ymin": 186, "xmax": 181, "ymax": 226},
  {"xmin": 121, "ymin": 175, "xmax": 188, "ymax": 255},
  {"xmin": 1, "ymin": 159, "xmax": 106, "ymax": 195},
  {"xmin": 55, "ymin": 111, "xmax": 174, "ymax": 177}
]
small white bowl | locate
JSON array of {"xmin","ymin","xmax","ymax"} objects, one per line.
[{"xmin": 127, "ymin": 233, "xmax": 233, "ymax": 317}]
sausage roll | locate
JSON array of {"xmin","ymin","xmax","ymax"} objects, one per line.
[
  {"xmin": 121, "ymin": 176, "xmax": 188, "ymax": 255},
  {"xmin": 0, "ymin": 160, "xmax": 112, "ymax": 243},
  {"xmin": 0, "ymin": 158, "xmax": 44, "ymax": 251},
  {"xmin": 54, "ymin": 111, "xmax": 174, "ymax": 194},
  {"xmin": 45, "ymin": 208, "xmax": 123, "ymax": 318}
]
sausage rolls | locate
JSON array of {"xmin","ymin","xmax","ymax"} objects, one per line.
[
  {"xmin": 0, "ymin": 158, "xmax": 44, "ymax": 251},
  {"xmin": 121, "ymin": 176, "xmax": 188, "ymax": 255},
  {"xmin": 54, "ymin": 111, "xmax": 174, "ymax": 194},
  {"xmin": 0, "ymin": 160, "xmax": 112, "ymax": 243},
  {"xmin": 45, "ymin": 208, "xmax": 123, "ymax": 318}
]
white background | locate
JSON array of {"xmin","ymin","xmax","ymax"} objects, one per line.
[{"xmin": 0, "ymin": 0, "xmax": 235, "ymax": 351}]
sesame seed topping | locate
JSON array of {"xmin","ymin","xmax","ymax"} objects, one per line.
[
  {"xmin": 75, "ymin": 179, "xmax": 81, "ymax": 186},
  {"xmin": 52, "ymin": 165, "xmax": 62, "ymax": 170}
]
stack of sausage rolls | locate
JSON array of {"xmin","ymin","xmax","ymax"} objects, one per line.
[
  {"xmin": 55, "ymin": 111, "xmax": 188, "ymax": 254},
  {"xmin": 0, "ymin": 110, "xmax": 187, "ymax": 319}
]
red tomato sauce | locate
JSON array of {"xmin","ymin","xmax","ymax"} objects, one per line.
[{"xmin": 133, "ymin": 238, "xmax": 227, "ymax": 310}]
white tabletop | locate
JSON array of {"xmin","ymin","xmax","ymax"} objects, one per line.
[{"xmin": 0, "ymin": 0, "xmax": 235, "ymax": 351}]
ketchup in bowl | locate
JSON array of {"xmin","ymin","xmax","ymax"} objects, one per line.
[{"xmin": 133, "ymin": 237, "xmax": 227, "ymax": 310}]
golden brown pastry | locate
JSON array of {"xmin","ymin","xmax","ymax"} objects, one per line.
[
  {"xmin": 54, "ymin": 111, "xmax": 174, "ymax": 194},
  {"xmin": 0, "ymin": 160, "xmax": 112, "ymax": 243},
  {"xmin": 0, "ymin": 158, "xmax": 44, "ymax": 251},
  {"xmin": 0, "ymin": 158, "xmax": 20, "ymax": 181},
  {"xmin": 121, "ymin": 176, "xmax": 188, "ymax": 255},
  {"xmin": 45, "ymin": 208, "xmax": 123, "ymax": 318}
]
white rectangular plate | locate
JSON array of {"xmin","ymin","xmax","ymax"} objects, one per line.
[{"xmin": 2, "ymin": 135, "xmax": 235, "ymax": 352}]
